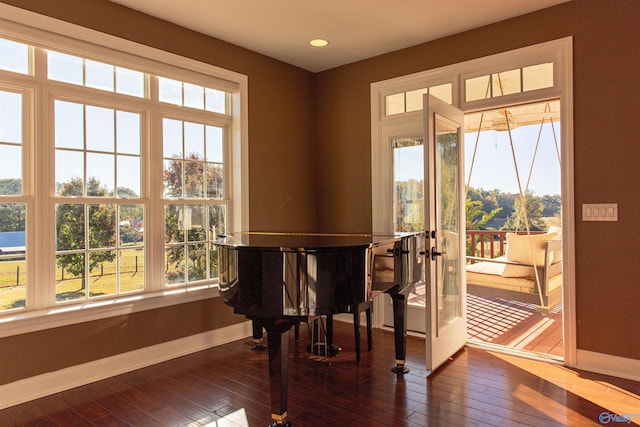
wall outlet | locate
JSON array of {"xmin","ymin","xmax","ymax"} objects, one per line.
[{"xmin": 582, "ymin": 203, "xmax": 618, "ymax": 221}]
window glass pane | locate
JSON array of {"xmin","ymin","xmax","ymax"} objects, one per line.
[
  {"xmin": 523, "ymin": 62, "xmax": 554, "ymax": 92},
  {"xmin": 492, "ymin": 68, "xmax": 521, "ymax": 97},
  {"xmin": 206, "ymin": 164, "xmax": 224, "ymax": 199},
  {"xmin": 465, "ymin": 75, "xmax": 491, "ymax": 102},
  {"xmin": 163, "ymin": 159, "xmax": 183, "ymax": 198},
  {"xmin": 187, "ymin": 243, "xmax": 207, "ymax": 282},
  {"xmin": 406, "ymin": 88, "xmax": 428, "ymax": 112},
  {"xmin": 85, "ymin": 59, "xmax": 114, "ymax": 91},
  {"xmin": 88, "ymin": 250, "xmax": 117, "ymax": 296},
  {"xmin": 165, "ymin": 203, "xmax": 185, "ymax": 285},
  {"xmin": 119, "ymin": 248, "xmax": 144, "ymax": 292},
  {"xmin": 206, "ymin": 126, "xmax": 223, "ymax": 162},
  {"xmin": 117, "ymin": 155, "xmax": 141, "ymax": 197},
  {"xmin": 0, "ymin": 38, "xmax": 29, "ymax": 74},
  {"xmin": 87, "ymin": 153, "xmax": 115, "ymax": 196},
  {"xmin": 55, "ymin": 100, "xmax": 84, "ymax": 149},
  {"xmin": 205, "ymin": 88, "xmax": 226, "ymax": 114},
  {"xmin": 163, "ymin": 118, "xmax": 183, "ymax": 158},
  {"xmin": 385, "ymin": 92, "xmax": 405, "ymax": 115},
  {"xmin": 0, "ymin": 90, "xmax": 22, "ymax": 144},
  {"xmin": 56, "ymin": 204, "xmax": 85, "ymax": 251},
  {"xmin": 165, "ymin": 247, "xmax": 185, "ymax": 285},
  {"xmin": 116, "ymin": 110, "xmax": 141, "ymax": 155},
  {"xmin": 184, "ymin": 83, "xmax": 204, "ymax": 109},
  {"xmin": 48, "ymin": 51, "xmax": 83, "ymax": 85},
  {"xmin": 119, "ymin": 204, "xmax": 144, "ymax": 247},
  {"xmin": 208, "ymin": 204, "xmax": 226, "ymax": 237},
  {"xmin": 184, "ymin": 122, "xmax": 204, "ymax": 160},
  {"xmin": 0, "ymin": 203, "xmax": 27, "ymax": 311},
  {"xmin": 185, "ymin": 205, "xmax": 206, "ymax": 242},
  {"xmin": 158, "ymin": 77, "xmax": 182, "ymax": 105},
  {"xmin": 184, "ymin": 160, "xmax": 204, "ymax": 198},
  {"xmin": 55, "ymin": 152, "xmax": 84, "ymax": 196},
  {"xmin": 86, "ymin": 106, "xmax": 115, "ymax": 152},
  {"xmin": 115, "ymin": 67, "xmax": 145, "ymax": 98},
  {"xmin": 88, "ymin": 204, "xmax": 116, "ymax": 249},
  {"xmin": 56, "ymin": 253, "xmax": 86, "ymax": 301},
  {"xmin": 164, "ymin": 204, "xmax": 184, "ymax": 243},
  {"xmin": 0, "ymin": 145, "xmax": 22, "ymax": 194},
  {"xmin": 429, "ymin": 83, "xmax": 453, "ymax": 105}
]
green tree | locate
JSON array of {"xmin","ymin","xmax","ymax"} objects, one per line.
[
  {"xmin": 0, "ymin": 178, "xmax": 21, "ymax": 196},
  {"xmin": 465, "ymin": 198, "xmax": 502, "ymax": 230},
  {"xmin": 56, "ymin": 177, "xmax": 116, "ymax": 287},
  {"xmin": 163, "ymin": 155, "xmax": 209, "ymax": 281},
  {"xmin": 0, "ymin": 203, "xmax": 25, "ymax": 232},
  {"xmin": 503, "ymin": 191, "xmax": 546, "ymax": 231}
]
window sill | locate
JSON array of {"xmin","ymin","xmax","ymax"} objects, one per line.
[{"xmin": 0, "ymin": 284, "xmax": 220, "ymax": 339}]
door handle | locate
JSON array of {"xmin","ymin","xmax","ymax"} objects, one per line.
[{"xmin": 431, "ymin": 246, "xmax": 446, "ymax": 261}]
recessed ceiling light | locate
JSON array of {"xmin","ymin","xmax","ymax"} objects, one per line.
[{"xmin": 309, "ymin": 39, "xmax": 329, "ymax": 47}]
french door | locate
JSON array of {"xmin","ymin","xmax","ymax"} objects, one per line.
[
  {"xmin": 381, "ymin": 95, "xmax": 466, "ymax": 373},
  {"xmin": 423, "ymin": 94, "xmax": 466, "ymax": 373}
]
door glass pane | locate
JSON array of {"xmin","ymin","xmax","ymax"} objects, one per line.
[
  {"xmin": 0, "ymin": 38, "xmax": 29, "ymax": 74},
  {"xmin": 492, "ymin": 69, "xmax": 521, "ymax": 97},
  {"xmin": 523, "ymin": 63, "xmax": 553, "ymax": 92},
  {"xmin": 393, "ymin": 136, "xmax": 426, "ymax": 312},
  {"xmin": 392, "ymin": 137, "xmax": 424, "ymax": 232},
  {"xmin": 406, "ymin": 88, "xmax": 428, "ymax": 112},
  {"xmin": 434, "ymin": 115, "xmax": 461, "ymax": 334}
]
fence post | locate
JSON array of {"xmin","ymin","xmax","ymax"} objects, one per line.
[{"xmin": 16, "ymin": 266, "xmax": 19, "ymax": 285}]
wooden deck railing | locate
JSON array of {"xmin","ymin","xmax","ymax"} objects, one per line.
[{"xmin": 466, "ymin": 230, "xmax": 545, "ymax": 261}]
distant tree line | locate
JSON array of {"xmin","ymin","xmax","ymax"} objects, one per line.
[
  {"xmin": 466, "ymin": 187, "xmax": 561, "ymax": 231},
  {"xmin": 0, "ymin": 179, "xmax": 25, "ymax": 232}
]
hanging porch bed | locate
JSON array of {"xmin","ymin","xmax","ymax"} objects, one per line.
[{"xmin": 465, "ymin": 231, "xmax": 562, "ymax": 313}]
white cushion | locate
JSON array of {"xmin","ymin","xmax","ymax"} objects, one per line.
[{"xmin": 505, "ymin": 231, "xmax": 558, "ymax": 266}]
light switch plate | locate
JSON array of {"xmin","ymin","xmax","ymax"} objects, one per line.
[{"xmin": 582, "ymin": 203, "xmax": 618, "ymax": 221}]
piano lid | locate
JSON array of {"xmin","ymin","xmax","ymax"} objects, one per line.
[{"xmin": 213, "ymin": 231, "xmax": 421, "ymax": 251}]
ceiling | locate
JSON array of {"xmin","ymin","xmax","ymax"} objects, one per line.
[{"xmin": 108, "ymin": 0, "xmax": 570, "ymax": 72}]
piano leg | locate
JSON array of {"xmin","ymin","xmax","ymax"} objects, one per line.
[
  {"xmin": 251, "ymin": 319, "xmax": 266, "ymax": 351},
  {"xmin": 389, "ymin": 293, "xmax": 410, "ymax": 374},
  {"xmin": 262, "ymin": 319, "xmax": 295, "ymax": 427}
]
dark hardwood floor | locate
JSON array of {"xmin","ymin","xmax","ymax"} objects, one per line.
[{"xmin": 2, "ymin": 320, "xmax": 639, "ymax": 426}]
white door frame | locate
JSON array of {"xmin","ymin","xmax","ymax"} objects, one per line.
[{"xmin": 370, "ymin": 37, "xmax": 575, "ymax": 367}]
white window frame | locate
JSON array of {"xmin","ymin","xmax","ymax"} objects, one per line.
[
  {"xmin": 370, "ymin": 37, "xmax": 576, "ymax": 367},
  {"xmin": 0, "ymin": 4, "xmax": 248, "ymax": 338}
]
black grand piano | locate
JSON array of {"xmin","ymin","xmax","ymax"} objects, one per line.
[{"xmin": 215, "ymin": 231, "xmax": 426, "ymax": 426}]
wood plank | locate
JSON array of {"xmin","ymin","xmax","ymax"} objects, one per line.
[{"xmin": 1, "ymin": 321, "xmax": 638, "ymax": 427}]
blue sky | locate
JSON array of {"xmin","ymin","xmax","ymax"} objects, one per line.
[
  {"xmin": 464, "ymin": 123, "xmax": 561, "ymax": 196},
  {"xmin": 393, "ymin": 121, "xmax": 562, "ymax": 197}
]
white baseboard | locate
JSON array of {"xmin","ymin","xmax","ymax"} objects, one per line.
[
  {"xmin": 0, "ymin": 320, "xmax": 252, "ymax": 410},
  {"xmin": 576, "ymin": 349, "xmax": 640, "ymax": 382}
]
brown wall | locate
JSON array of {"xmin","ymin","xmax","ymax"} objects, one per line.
[
  {"xmin": 316, "ymin": 0, "xmax": 640, "ymax": 360},
  {"xmin": 0, "ymin": 0, "xmax": 317, "ymax": 385}
]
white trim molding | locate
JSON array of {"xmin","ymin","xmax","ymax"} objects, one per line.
[
  {"xmin": 576, "ymin": 349, "xmax": 640, "ymax": 382},
  {"xmin": 0, "ymin": 320, "xmax": 252, "ymax": 410}
]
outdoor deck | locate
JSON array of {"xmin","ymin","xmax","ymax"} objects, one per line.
[
  {"xmin": 408, "ymin": 286, "xmax": 564, "ymax": 358},
  {"xmin": 466, "ymin": 293, "xmax": 563, "ymax": 358}
]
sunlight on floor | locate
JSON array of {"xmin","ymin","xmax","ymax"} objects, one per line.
[
  {"xmin": 513, "ymin": 383, "xmax": 596, "ymax": 425},
  {"xmin": 491, "ymin": 351, "xmax": 640, "ymax": 424},
  {"xmin": 202, "ymin": 408, "xmax": 250, "ymax": 427}
]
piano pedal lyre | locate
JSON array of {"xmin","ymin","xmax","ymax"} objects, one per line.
[{"xmin": 305, "ymin": 316, "xmax": 340, "ymax": 357}]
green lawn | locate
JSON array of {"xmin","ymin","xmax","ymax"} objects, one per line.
[{"xmin": 0, "ymin": 248, "xmax": 145, "ymax": 310}]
